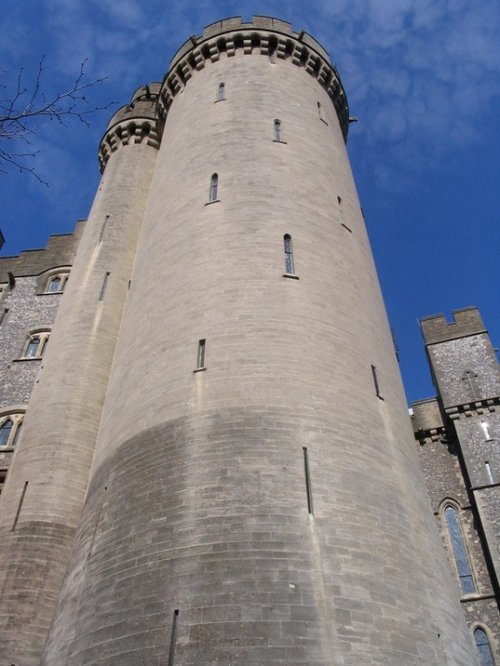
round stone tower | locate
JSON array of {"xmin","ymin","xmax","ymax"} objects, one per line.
[
  {"xmin": 0, "ymin": 86, "xmax": 160, "ymax": 663},
  {"xmin": 8, "ymin": 16, "xmax": 481, "ymax": 666}
]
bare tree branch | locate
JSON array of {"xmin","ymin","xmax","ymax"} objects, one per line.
[{"xmin": 0, "ymin": 57, "xmax": 113, "ymax": 184}]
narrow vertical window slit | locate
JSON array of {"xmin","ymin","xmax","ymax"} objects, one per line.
[
  {"xmin": 197, "ymin": 339, "xmax": 206, "ymax": 369},
  {"xmin": 98, "ymin": 214, "xmax": 110, "ymax": 242},
  {"xmin": 317, "ymin": 101, "xmax": 327, "ymax": 123},
  {"xmin": 371, "ymin": 365, "xmax": 383, "ymax": 400},
  {"xmin": 168, "ymin": 609, "xmax": 179, "ymax": 666},
  {"xmin": 217, "ymin": 82, "xmax": 225, "ymax": 101},
  {"xmin": 99, "ymin": 272, "xmax": 110, "ymax": 301},
  {"xmin": 209, "ymin": 173, "xmax": 218, "ymax": 202},
  {"xmin": 284, "ymin": 234, "xmax": 294, "ymax": 275},
  {"xmin": 303, "ymin": 447, "xmax": 313, "ymax": 516},
  {"xmin": 274, "ymin": 119, "xmax": 283, "ymax": 142},
  {"xmin": 12, "ymin": 481, "xmax": 28, "ymax": 531}
]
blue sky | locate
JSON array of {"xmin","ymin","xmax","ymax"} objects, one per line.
[{"xmin": 1, "ymin": 0, "xmax": 499, "ymax": 403}]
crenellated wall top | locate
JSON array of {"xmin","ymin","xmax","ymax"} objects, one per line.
[
  {"xmin": 161, "ymin": 15, "xmax": 349, "ymax": 139},
  {"xmin": 98, "ymin": 16, "xmax": 350, "ymax": 172},
  {"xmin": 420, "ymin": 307, "xmax": 486, "ymax": 345},
  {"xmin": 169, "ymin": 16, "xmax": 330, "ymax": 67},
  {"xmin": 104, "ymin": 84, "xmax": 162, "ymax": 131},
  {"xmin": 98, "ymin": 84, "xmax": 162, "ymax": 172}
]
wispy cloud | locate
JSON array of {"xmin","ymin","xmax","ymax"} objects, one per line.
[
  {"xmin": 2, "ymin": 0, "xmax": 499, "ymax": 188},
  {"xmin": 283, "ymin": 0, "xmax": 498, "ymax": 184}
]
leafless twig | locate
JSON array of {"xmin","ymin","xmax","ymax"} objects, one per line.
[{"xmin": 0, "ymin": 57, "xmax": 113, "ymax": 184}]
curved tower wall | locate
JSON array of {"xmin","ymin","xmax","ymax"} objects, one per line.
[
  {"xmin": 42, "ymin": 19, "xmax": 478, "ymax": 666},
  {"xmin": 0, "ymin": 96, "xmax": 159, "ymax": 665}
]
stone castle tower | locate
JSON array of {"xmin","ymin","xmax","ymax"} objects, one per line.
[
  {"xmin": 412, "ymin": 308, "xmax": 500, "ymax": 665},
  {"xmin": 0, "ymin": 16, "xmax": 490, "ymax": 665}
]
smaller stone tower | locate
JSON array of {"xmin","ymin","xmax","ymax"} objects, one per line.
[
  {"xmin": 0, "ymin": 85, "xmax": 161, "ymax": 664},
  {"xmin": 413, "ymin": 307, "xmax": 500, "ymax": 663}
]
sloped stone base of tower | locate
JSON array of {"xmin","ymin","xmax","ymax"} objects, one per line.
[{"xmin": 43, "ymin": 409, "xmax": 473, "ymax": 665}]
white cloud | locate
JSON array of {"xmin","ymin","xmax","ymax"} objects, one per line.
[{"xmin": 3, "ymin": 0, "xmax": 500, "ymax": 197}]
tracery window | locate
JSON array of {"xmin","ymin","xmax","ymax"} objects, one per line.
[
  {"xmin": 444, "ymin": 505, "xmax": 476, "ymax": 595},
  {"xmin": 474, "ymin": 627, "xmax": 495, "ymax": 666},
  {"xmin": 44, "ymin": 270, "xmax": 69, "ymax": 293},
  {"xmin": 21, "ymin": 330, "xmax": 50, "ymax": 359},
  {"xmin": 0, "ymin": 413, "xmax": 24, "ymax": 447}
]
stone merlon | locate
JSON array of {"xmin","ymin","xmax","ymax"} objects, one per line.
[
  {"xmin": 169, "ymin": 16, "xmax": 330, "ymax": 67},
  {"xmin": 411, "ymin": 397, "xmax": 445, "ymax": 434},
  {"xmin": 420, "ymin": 307, "xmax": 486, "ymax": 345}
]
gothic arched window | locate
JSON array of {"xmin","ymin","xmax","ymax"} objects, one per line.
[
  {"xmin": 0, "ymin": 418, "xmax": 13, "ymax": 446},
  {"xmin": 47, "ymin": 276, "xmax": 61, "ymax": 292},
  {"xmin": 0, "ymin": 413, "xmax": 24, "ymax": 447},
  {"xmin": 22, "ymin": 330, "xmax": 50, "ymax": 359},
  {"xmin": 44, "ymin": 270, "xmax": 70, "ymax": 293},
  {"xmin": 474, "ymin": 627, "xmax": 495, "ymax": 666},
  {"xmin": 26, "ymin": 336, "xmax": 41, "ymax": 357},
  {"xmin": 444, "ymin": 505, "xmax": 476, "ymax": 595}
]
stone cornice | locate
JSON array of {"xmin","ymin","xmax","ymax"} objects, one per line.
[
  {"xmin": 445, "ymin": 397, "xmax": 499, "ymax": 420},
  {"xmin": 414, "ymin": 423, "xmax": 448, "ymax": 443}
]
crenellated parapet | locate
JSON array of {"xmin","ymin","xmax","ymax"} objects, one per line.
[
  {"xmin": 98, "ymin": 84, "xmax": 162, "ymax": 172},
  {"xmin": 159, "ymin": 16, "xmax": 349, "ymax": 139},
  {"xmin": 98, "ymin": 16, "xmax": 350, "ymax": 172},
  {"xmin": 420, "ymin": 307, "xmax": 486, "ymax": 345}
]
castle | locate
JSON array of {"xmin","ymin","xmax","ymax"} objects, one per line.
[{"xmin": 0, "ymin": 16, "xmax": 498, "ymax": 665}]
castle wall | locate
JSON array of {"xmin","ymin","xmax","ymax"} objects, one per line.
[
  {"xmin": 0, "ymin": 226, "xmax": 83, "ymax": 493},
  {"xmin": 413, "ymin": 309, "xmax": 500, "ymax": 664}
]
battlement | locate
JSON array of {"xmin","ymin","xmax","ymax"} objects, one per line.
[
  {"xmin": 98, "ymin": 84, "xmax": 162, "ymax": 172},
  {"xmin": 105, "ymin": 83, "xmax": 162, "ymax": 131},
  {"xmin": 420, "ymin": 307, "xmax": 486, "ymax": 345},
  {"xmin": 169, "ymin": 16, "xmax": 330, "ymax": 68},
  {"xmin": 161, "ymin": 15, "xmax": 348, "ymax": 141},
  {"xmin": 411, "ymin": 397, "xmax": 445, "ymax": 434},
  {"xmin": 0, "ymin": 220, "xmax": 84, "ymax": 281},
  {"xmin": 97, "ymin": 16, "xmax": 348, "ymax": 174}
]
